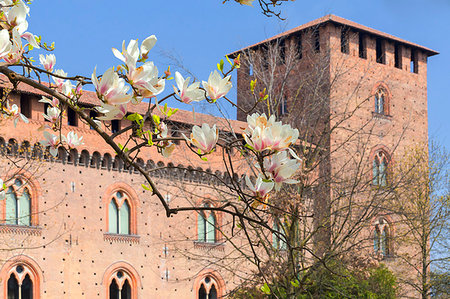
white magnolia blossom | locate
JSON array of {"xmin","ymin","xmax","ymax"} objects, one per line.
[
  {"xmin": 0, "ymin": 29, "xmax": 12, "ymax": 61},
  {"xmin": 173, "ymin": 71, "xmax": 205, "ymax": 104},
  {"xmin": 244, "ymin": 112, "xmax": 299, "ymax": 152},
  {"xmin": 245, "ymin": 175, "xmax": 274, "ymax": 199},
  {"xmin": 92, "ymin": 67, "xmax": 131, "ymax": 105},
  {"xmin": 202, "ymin": 70, "xmax": 232, "ymax": 101},
  {"xmin": 182, "ymin": 123, "xmax": 219, "ymax": 154},
  {"xmin": 52, "ymin": 69, "xmax": 67, "ymax": 87},
  {"xmin": 159, "ymin": 122, "xmax": 175, "ymax": 158},
  {"xmin": 128, "ymin": 61, "xmax": 165, "ymax": 99},
  {"xmin": 66, "ymin": 131, "xmax": 83, "ymax": 148},
  {"xmin": 39, "ymin": 54, "xmax": 56, "ymax": 72},
  {"xmin": 96, "ymin": 103, "xmax": 127, "ymax": 121},
  {"xmin": 7, "ymin": 103, "xmax": 28, "ymax": 127},
  {"xmin": 43, "ymin": 106, "xmax": 61, "ymax": 123},
  {"xmin": 140, "ymin": 35, "xmax": 157, "ymax": 60},
  {"xmin": 4, "ymin": 28, "xmax": 23, "ymax": 64},
  {"xmin": 263, "ymin": 151, "xmax": 300, "ymax": 191},
  {"xmin": 40, "ymin": 131, "xmax": 61, "ymax": 157},
  {"xmin": 39, "ymin": 96, "xmax": 59, "ymax": 107}
]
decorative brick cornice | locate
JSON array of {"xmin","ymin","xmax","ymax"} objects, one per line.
[
  {"xmin": 103, "ymin": 233, "xmax": 140, "ymax": 244},
  {"xmin": 0, "ymin": 225, "xmax": 42, "ymax": 236},
  {"xmin": 193, "ymin": 241, "xmax": 225, "ymax": 252}
]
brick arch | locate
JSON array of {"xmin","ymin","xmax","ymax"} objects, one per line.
[
  {"xmin": 369, "ymin": 144, "xmax": 392, "ymax": 163},
  {"xmin": 371, "ymin": 81, "xmax": 392, "ymax": 115},
  {"xmin": 192, "ymin": 268, "xmax": 226, "ymax": 299},
  {"xmin": 194, "ymin": 196, "xmax": 223, "ymax": 243},
  {"xmin": 1, "ymin": 169, "xmax": 41, "ymax": 226},
  {"xmin": 103, "ymin": 182, "xmax": 139, "ymax": 235},
  {"xmin": 1, "ymin": 255, "xmax": 43, "ymax": 299},
  {"xmin": 102, "ymin": 261, "xmax": 141, "ymax": 299}
]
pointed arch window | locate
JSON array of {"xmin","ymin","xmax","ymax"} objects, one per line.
[
  {"xmin": 6, "ymin": 264, "xmax": 36, "ymax": 299},
  {"xmin": 197, "ymin": 204, "xmax": 217, "ymax": 243},
  {"xmin": 197, "ymin": 276, "xmax": 219, "ymax": 299},
  {"xmin": 5, "ymin": 179, "xmax": 31, "ymax": 226},
  {"xmin": 374, "ymin": 88, "xmax": 388, "ymax": 115},
  {"xmin": 373, "ymin": 151, "xmax": 388, "ymax": 186},
  {"xmin": 108, "ymin": 191, "xmax": 130, "ymax": 235},
  {"xmin": 373, "ymin": 218, "xmax": 391, "ymax": 257},
  {"xmin": 108, "ymin": 270, "xmax": 133, "ymax": 299}
]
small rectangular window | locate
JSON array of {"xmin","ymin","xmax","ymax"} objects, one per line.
[
  {"xmin": 279, "ymin": 39, "xmax": 285, "ymax": 64},
  {"xmin": 67, "ymin": 107, "xmax": 78, "ymax": 126},
  {"xmin": 376, "ymin": 38, "xmax": 385, "ymax": 64},
  {"xmin": 394, "ymin": 44, "xmax": 402, "ymax": 69},
  {"xmin": 340, "ymin": 27, "xmax": 349, "ymax": 54},
  {"xmin": 111, "ymin": 120, "xmax": 120, "ymax": 133},
  {"xmin": 89, "ymin": 110, "xmax": 98, "ymax": 129},
  {"xmin": 20, "ymin": 94, "xmax": 32, "ymax": 118},
  {"xmin": 44, "ymin": 103, "xmax": 50, "ymax": 122},
  {"xmin": 297, "ymin": 33, "xmax": 302, "ymax": 59},
  {"xmin": 411, "ymin": 49, "xmax": 418, "ymax": 74},
  {"xmin": 358, "ymin": 33, "xmax": 366, "ymax": 59},
  {"xmin": 313, "ymin": 28, "xmax": 320, "ymax": 53}
]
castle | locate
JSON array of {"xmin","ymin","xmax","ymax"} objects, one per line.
[{"xmin": 0, "ymin": 15, "xmax": 437, "ymax": 298}]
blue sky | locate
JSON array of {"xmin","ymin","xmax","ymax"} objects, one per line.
[{"xmin": 27, "ymin": 0, "xmax": 449, "ymax": 149}]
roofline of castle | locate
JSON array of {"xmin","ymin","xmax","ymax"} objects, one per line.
[{"xmin": 228, "ymin": 14, "xmax": 439, "ymax": 57}]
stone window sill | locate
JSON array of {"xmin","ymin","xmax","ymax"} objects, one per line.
[
  {"xmin": 372, "ymin": 112, "xmax": 392, "ymax": 120},
  {"xmin": 194, "ymin": 241, "xmax": 225, "ymax": 251},
  {"xmin": 0, "ymin": 224, "xmax": 42, "ymax": 236},
  {"xmin": 104, "ymin": 233, "xmax": 140, "ymax": 244}
]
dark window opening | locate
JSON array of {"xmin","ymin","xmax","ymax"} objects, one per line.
[
  {"xmin": 376, "ymin": 38, "xmax": 385, "ymax": 64},
  {"xmin": 44, "ymin": 103, "xmax": 50, "ymax": 122},
  {"xmin": 111, "ymin": 120, "xmax": 120, "ymax": 133},
  {"xmin": 297, "ymin": 34, "xmax": 303, "ymax": 59},
  {"xmin": 340, "ymin": 27, "xmax": 349, "ymax": 54},
  {"xmin": 261, "ymin": 46, "xmax": 269, "ymax": 70},
  {"xmin": 313, "ymin": 28, "xmax": 320, "ymax": 53},
  {"xmin": 20, "ymin": 94, "xmax": 32, "ymax": 118},
  {"xmin": 89, "ymin": 110, "xmax": 98, "ymax": 130},
  {"xmin": 358, "ymin": 33, "xmax": 366, "ymax": 59},
  {"xmin": 411, "ymin": 49, "xmax": 418, "ymax": 74},
  {"xmin": 279, "ymin": 96, "xmax": 288, "ymax": 116},
  {"xmin": 67, "ymin": 108, "xmax": 78, "ymax": 126},
  {"xmin": 394, "ymin": 44, "xmax": 402, "ymax": 69},
  {"xmin": 279, "ymin": 39, "xmax": 285, "ymax": 64}
]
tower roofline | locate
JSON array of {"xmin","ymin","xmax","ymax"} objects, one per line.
[{"xmin": 228, "ymin": 14, "xmax": 439, "ymax": 57}]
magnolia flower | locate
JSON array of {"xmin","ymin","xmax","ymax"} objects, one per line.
[
  {"xmin": 4, "ymin": 28, "xmax": 23, "ymax": 64},
  {"xmin": 92, "ymin": 67, "xmax": 131, "ymax": 105},
  {"xmin": 202, "ymin": 70, "xmax": 232, "ymax": 101},
  {"xmin": 237, "ymin": 0, "xmax": 254, "ymax": 6},
  {"xmin": 6, "ymin": 103, "xmax": 28, "ymax": 127},
  {"xmin": 245, "ymin": 175, "xmax": 274, "ymax": 199},
  {"xmin": 39, "ymin": 96, "xmax": 59, "ymax": 107},
  {"xmin": 161, "ymin": 143, "xmax": 175, "ymax": 158},
  {"xmin": 5, "ymin": 0, "xmax": 29, "ymax": 34},
  {"xmin": 52, "ymin": 69, "xmax": 67, "ymax": 87},
  {"xmin": 112, "ymin": 39, "xmax": 139, "ymax": 70},
  {"xmin": 158, "ymin": 122, "xmax": 175, "ymax": 158},
  {"xmin": 128, "ymin": 61, "xmax": 165, "ymax": 98},
  {"xmin": 0, "ymin": 29, "xmax": 12, "ymax": 61},
  {"xmin": 96, "ymin": 103, "xmax": 127, "ymax": 121},
  {"xmin": 43, "ymin": 106, "xmax": 61, "ymax": 123},
  {"xmin": 183, "ymin": 123, "xmax": 218, "ymax": 154},
  {"xmin": 66, "ymin": 131, "xmax": 83, "ymax": 148},
  {"xmin": 263, "ymin": 151, "xmax": 300, "ymax": 191},
  {"xmin": 140, "ymin": 35, "xmax": 157, "ymax": 60},
  {"xmin": 39, "ymin": 54, "xmax": 56, "ymax": 72},
  {"xmin": 243, "ymin": 112, "xmax": 299, "ymax": 152},
  {"xmin": 173, "ymin": 71, "xmax": 205, "ymax": 104},
  {"xmin": 40, "ymin": 131, "xmax": 61, "ymax": 157}
]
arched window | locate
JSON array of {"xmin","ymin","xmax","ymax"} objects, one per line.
[
  {"xmin": 2, "ymin": 259, "xmax": 41, "ymax": 299},
  {"xmin": 108, "ymin": 270, "xmax": 133, "ymax": 299},
  {"xmin": 197, "ymin": 276, "xmax": 219, "ymax": 299},
  {"xmin": 373, "ymin": 218, "xmax": 391, "ymax": 257},
  {"xmin": 197, "ymin": 204, "xmax": 217, "ymax": 243},
  {"xmin": 109, "ymin": 191, "xmax": 130, "ymax": 235},
  {"xmin": 374, "ymin": 89, "xmax": 385, "ymax": 114},
  {"xmin": 272, "ymin": 219, "xmax": 287, "ymax": 250},
  {"xmin": 5, "ymin": 178, "xmax": 31, "ymax": 226},
  {"xmin": 373, "ymin": 151, "xmax": 388, "ymax": 186}
]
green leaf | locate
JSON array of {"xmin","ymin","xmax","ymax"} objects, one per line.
[
  {"xmin": 127, "ymin": 113, "xmax": 143, "ymax": 122},
  {"xmin": 217, "ymin": 59, "xmax": 224, "ymax": 72},
  {"xmin": 250, "ymin": 79, "xmax": 257, "ymax": 94},
  {"xmin": 201, "ymin": 156, "xmax": 208, "ymax": 161},
  {"xmin": 261, "ymin": 283, "xmax": 271, "ymax": 295},
  {"xmin": 152, "ymin": 114, "xmax": 160, "ymax": 125},
  {"xmin": 290, "ymin": 279, "xmax": 300, "ymax": 288},
  {"xmin": 226, "ymin": 55, "xmax": 232, "ymax": 65},
  {"xmin": 147, "ymin": 132, "xmax": 153, "ymax": 146},
  {"xmin": 141, "ymin": 184, "xmax": 151, "ymax": 191}
]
